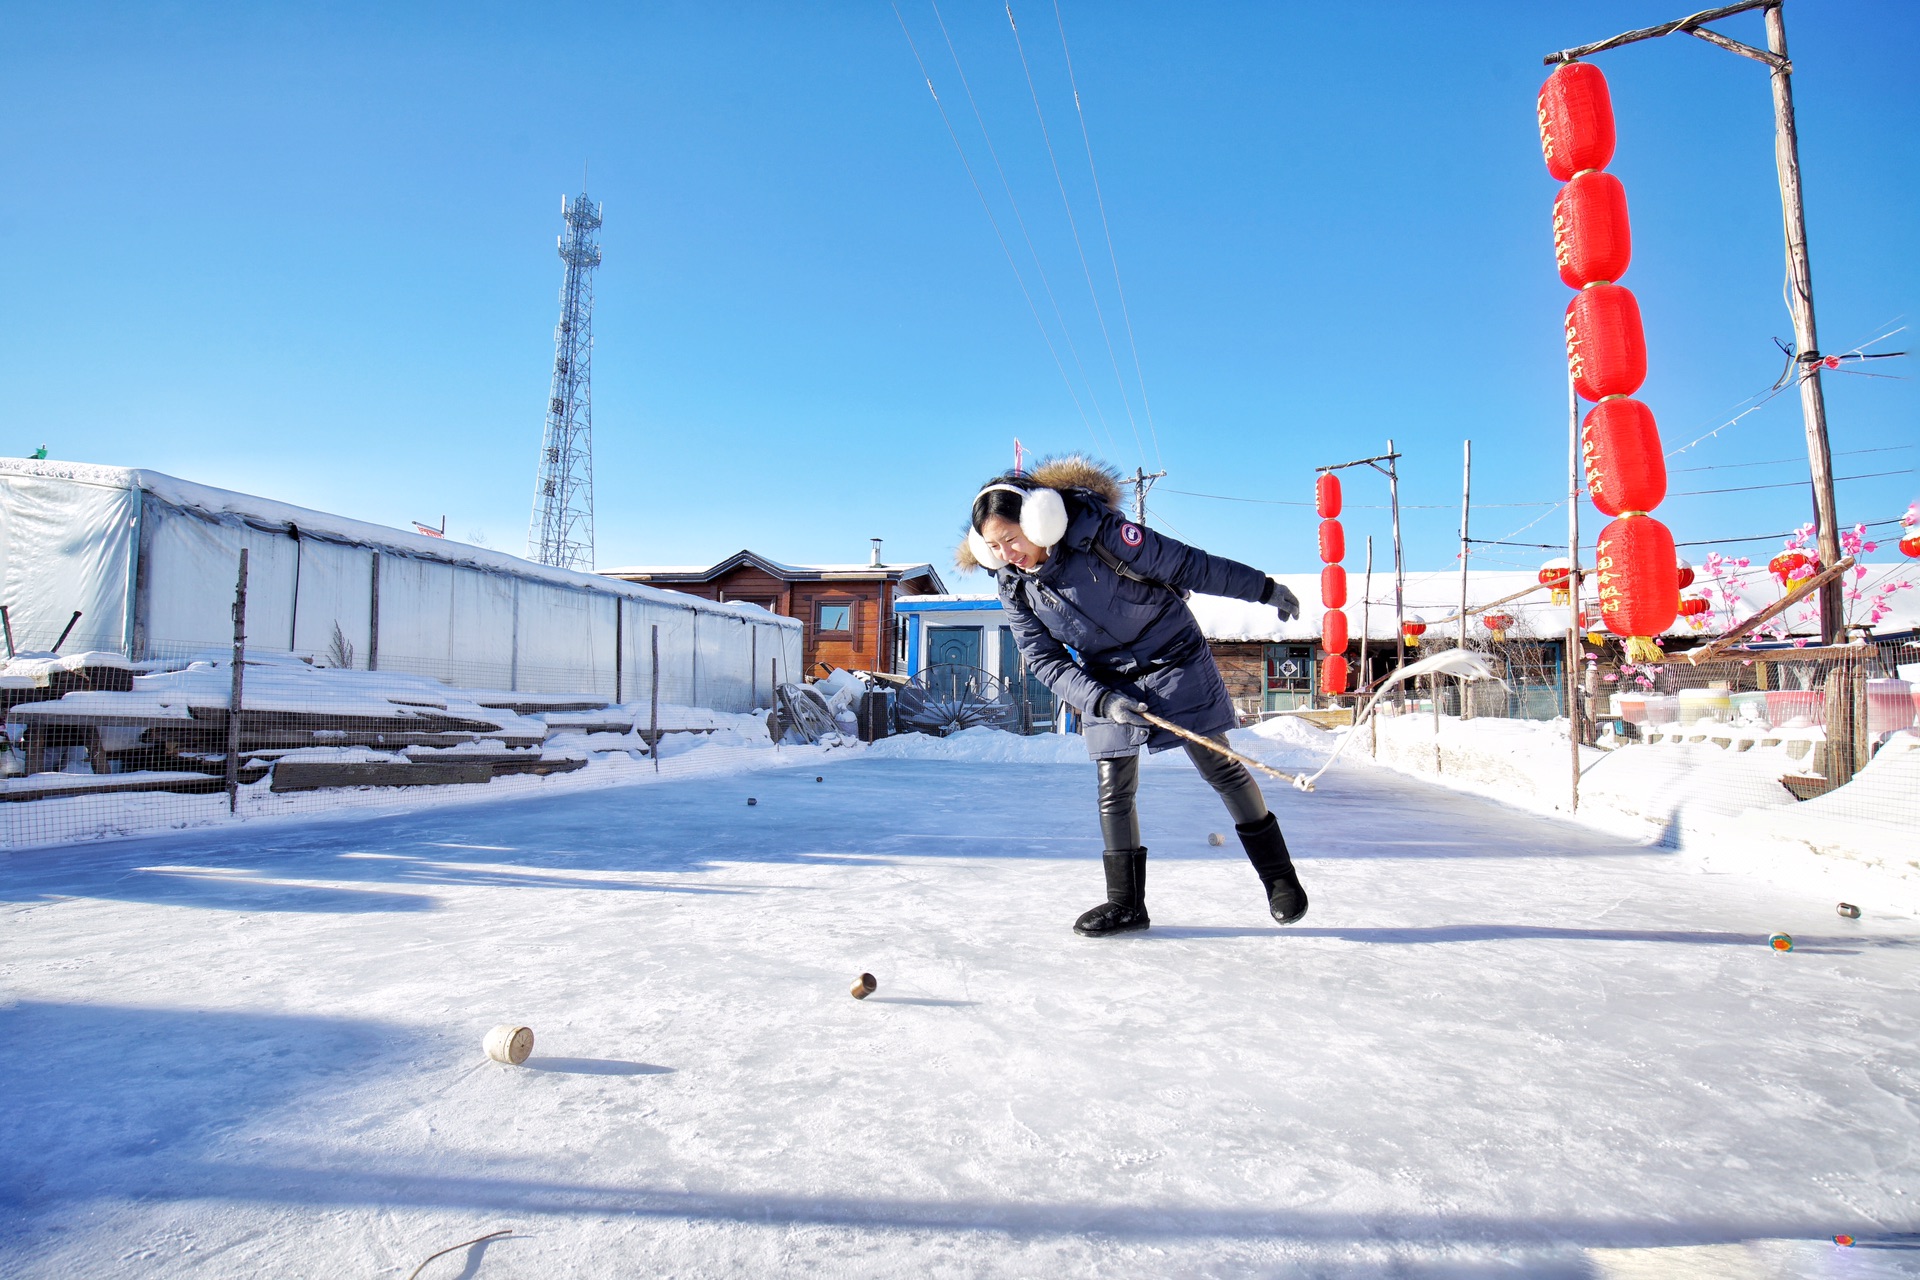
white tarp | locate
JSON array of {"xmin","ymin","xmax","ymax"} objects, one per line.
[
  {"xmin": 0, "ymin": 470, "xmax": 135, "ymax": 654},
  {"xmin": 0, "ymin": 460, "xmax": 800, "ymax": 713}
]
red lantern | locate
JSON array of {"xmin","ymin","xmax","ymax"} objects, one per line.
[
  {"xmin": 1565, "ymin": 284, "xmax": 1647, "ymax": 401},
  {"xmin": 1595, "ymin": 514, "xmax": 1679, "ymax": 660},
  {"xmin": 1538, "ymin": 61, "xmax": 1616, "ymax": 182},
  {"xmin": 1901, "ymin": 529, "xmax": 1920, "ymax": 559},
  {"xmin": 1318, "ymin": 519, "xmax": 1345, "ymax": 565},
  {"xmin": 1680, "ymin": 595, "xmax": 1710, "ymax": 631},
  {"xmin": 1482, "ymin": 611, "xmax": 1514, "ymax": 642},
  {"xmin": 1322, "ymin": 608, "xmax": 1349, "ymax": 655},
  {"xmin": 1321, "ymin": 564, "xmax": 1348, "ymax": 609},
  {"xmin": 1315, "ymin": 473, "xmax": 1342, "ymax": 519},
  {"xmin": 1539, "ymin": 557, "xmax": 1572, "ymax": 606},
  {"xmin": 1553, "ymin": 171, "xmax": 1631, "ymax": 288},
  {"xmin": 1768, "ymin": 550, "xmax": 1817, "ymax": 593},
  {"xmin": 1322, "ymin": 653, "xmax": 1350, "ymax": 696},
  {"xmin": 1401, "ymin": 614, "xmax": 1427, "ymax": 647},
  {"xmin": 1675, "ymin": 559, "xmax": 1695, "ymax": 590},
  {"xmin": 1581, "ymin": 395, "xmax": 1666, "ymax": 516}
]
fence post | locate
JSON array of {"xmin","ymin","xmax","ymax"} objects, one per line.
[
  {"xmin": 227, "ymin": 549, "xmax": 249, "ymax": 813},
  {"xmin": 1822, "ymin": 663, "xmax": 1855, "ymax": 788},
  {"xmin": 614, "ymin": 598, "xmax": 624, "ymax": 705},
  {"xmin": 650, "ymin": 624, "xmax": 661, "ymax": 774},
  {"xmin": 1850, "ymin": 652, "xmax": 1869, "ymax": 776}
]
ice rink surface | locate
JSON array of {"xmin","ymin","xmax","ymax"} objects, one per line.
[{"xmin": 3, "ymin": 747, "xmax": 1918, "ymax": 1277}]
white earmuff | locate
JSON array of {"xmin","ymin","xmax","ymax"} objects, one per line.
[
  {"xmin": 967, "ymin": 527, "xmax": 1006, "ymax": 572},
  {"xmin": 1019, "ymin": 487, "xmax": 1068, "ymax": 548},
  {"xmin": 974, "ymin": 481, "xmax": 1071, "ymax": 556}
]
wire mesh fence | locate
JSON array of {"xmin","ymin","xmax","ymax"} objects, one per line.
[
  {"xmin": 1355, "ymin": 631, "xmax": 1918, "ymax": 849},
  {"xmin": 1589, "ymin": 636, "xmax": 1919, "ymax": 835},
  {"xmin": 0, "ymin": 571, "xmax": 820, "ymax": 850}
]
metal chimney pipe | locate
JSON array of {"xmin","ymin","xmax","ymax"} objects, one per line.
[{"xmin": 870, "ymin": 538, "xmax": 883, "ymax": 567}]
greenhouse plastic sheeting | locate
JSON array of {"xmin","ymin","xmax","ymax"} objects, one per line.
[
  {"xmin": 0, "ymin": 459, "xmax": 799, "ymax": 713},
  {"xmin": 0, "ymin": 469, "xmax": 136, "ymax": 654}
]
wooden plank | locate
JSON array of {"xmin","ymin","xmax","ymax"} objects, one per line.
[
  {"xmin": 270, "ymin": 761, "xmax": 495, "ymax": 792},
  {"xmin": 1663, "ymin": 556, "xmax": 1855, "ymax": 664},
  {"xmin": 1, "ymin": 773, "xmax": 230, "ymax": 803}
]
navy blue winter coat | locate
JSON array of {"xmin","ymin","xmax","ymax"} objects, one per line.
[{"xmin": 997, "ymin": 490, "xmax": 1271, "ymax": 760}]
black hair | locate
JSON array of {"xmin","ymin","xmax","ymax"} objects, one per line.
[{"xmin": 970, "ymin": 473, "xmax": 1029, "ymax": 533}]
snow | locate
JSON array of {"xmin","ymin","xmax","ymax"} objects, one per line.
[
  {"xmin": 5, "ymin": 730, "xmax": 1918, "ymax": 1277},
  {"xmin": 1355, "ymin": 711, "xmax": 1920, "ymax": 912}
]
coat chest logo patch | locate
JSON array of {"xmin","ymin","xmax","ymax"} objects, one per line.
[{"xmin": 1120, "ymin": 523, "xmax": 1144, "ymax": 547}]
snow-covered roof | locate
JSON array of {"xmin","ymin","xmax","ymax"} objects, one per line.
[
  {"xmin": 603, "ymin": 548, "xmax": 945, "ymax": 591},
  {"xmin": 0, "ymin": 458, "xmax": 797, "ymax": 630}
]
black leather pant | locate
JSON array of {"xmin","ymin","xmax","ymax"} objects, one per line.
[{"xmin": 1096, "ymin": 738, "xmax": 1269, "ymax": 852}]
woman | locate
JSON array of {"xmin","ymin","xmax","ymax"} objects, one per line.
[{"xmin": 959, "ymin": 457, "xmax": 1308, "ymax": 937}]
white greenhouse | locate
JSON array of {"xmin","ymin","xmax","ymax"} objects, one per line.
[{"xmin": 0, "ymin": 459, "xmax": 799, "ymax": 711}]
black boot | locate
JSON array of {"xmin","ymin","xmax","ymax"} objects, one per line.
[
  {"xmin": 1074, "ymin": 850, "xmax": 1149, "ymax": 936},
  {"xmin": 1237, "ymin": 814, "xmax": 1308, "ymax": 924}
]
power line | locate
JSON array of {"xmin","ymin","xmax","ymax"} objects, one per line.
[
  {"xmin": 1667, "ymin": 468, "xmax": 1911, "ymax": 498},
  {"xmin": 1005, "ymin": 2, "xmax": 1147, "ymax": 470},
  {"xmin": 927, "ymin": 0, "xmax": 1124, "ymax": 459},
  {"xmin": 889, "ymin": 2, "xmax": 1107, "ymax": 456},
  {"xmin": 1051, "ymin": 0, "xmax": 1162, "ymax": 470},
  {"xmin": 1158, "ymin": 487, "xmax": 1557, "ymax": 511},
  {"xmin": 1670, "ymin": 443, "xmax": 1913, "ymax": 473}
]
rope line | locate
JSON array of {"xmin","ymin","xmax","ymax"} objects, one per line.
[
  {"xmin": 888, "ymin": 2, "xmax": 1107, "ymax": 456},
  {"xmin": 1005, "ymin": 2, "xmax": 1149, "ymax": 470},
  {"xmin": 1052, "ymin": 0, "xmax": 1163, "ymax": 470},
  {"xmin": 927, "ymin": 0, "xmax": 1123, "ymax": 459}
]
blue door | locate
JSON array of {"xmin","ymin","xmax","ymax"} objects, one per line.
[
  {"xmin": 1000, "ymin": 626, "xmax": 1056, "ymax": 733},
  {"xmin": 927, "ymin": 626, "xmax": 982, "ymax": 668}
]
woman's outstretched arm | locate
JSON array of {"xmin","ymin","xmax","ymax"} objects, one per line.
[{"xmin": 1093, "ymin": 508, "xmax": 1269, "ymax": 602}]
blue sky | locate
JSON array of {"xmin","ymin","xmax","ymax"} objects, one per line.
[{"xmin": 2, "ymin": 2, "xmax": 1914, "ymax": 585}]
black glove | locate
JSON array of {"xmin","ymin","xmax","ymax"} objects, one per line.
[
  {"xmin": 1260, "ymin": 577, "xmax": 1301, "ymax": 620},
  {"xmin": 1099, "ymin": 693, "xmax": 1153, "ymax": 728}
]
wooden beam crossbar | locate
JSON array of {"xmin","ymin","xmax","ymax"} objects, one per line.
[
  {"xmin": 1542, "ymin": 0, "xmax": 1784, "ymax": 67},
  {"xmin": 1664, "ymin": 555, "xmax": 1854, "ymax": 665}
]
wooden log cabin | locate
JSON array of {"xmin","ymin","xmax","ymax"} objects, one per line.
[{"xmin": 602, "ymin": 543, "xmax": 944, "ymax": 681}]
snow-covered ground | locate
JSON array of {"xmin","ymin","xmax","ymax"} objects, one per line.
[
  {"xmin": 4, "ymin": 729, "xmax": 1917, "ymax": 1277},
  {"xmin": 1352, "ymin": 711, "xmax": 1920, "ymax": 912}
]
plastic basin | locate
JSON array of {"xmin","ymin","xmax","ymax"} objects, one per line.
[{"xmin": 1764, "ymin": 689, "xmax": 1825, "ymax": 728}]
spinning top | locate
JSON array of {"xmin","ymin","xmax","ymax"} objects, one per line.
[
  {"xmin": 747, "ymin": 797, "xmax": 757, "ymax": 806},
  {"xmin": 1207, "ymin": 833, "xmax": 1225, "ymax": 847},
  {"xmin": 484, "ymin": 1024, "xmax": 534, "ymax": 1066},
  {"xmin": 816, "ymin": 776, "xmax": 824, "ymax": 782},
  {"xmin": 1768, "ymin": 932, "xmax": 1793, "ymax": 952},
  {"xmin": 1837, "ymin": 903, "xmax": 1860, "ymax": 919},
  {"xmin": 850, "ymin": 973, "xmax": 877, "ymax": 1000}
]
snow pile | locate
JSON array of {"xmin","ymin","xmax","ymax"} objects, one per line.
[
  {"xmin": 1349, "ymin": 712, "xmax": 1920, "ymax": 911},
  {"xmin": 0, "ymin": 651, "xmax": 133, "ymax": 689},
  {"xmin": 865, "ymin": 726, "xmax": 1088, "ymax": 764}
]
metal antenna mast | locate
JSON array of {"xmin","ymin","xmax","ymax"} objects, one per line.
[{"xmin": 529, "ymin": 187, "xmax": 603, "ymax": 569}]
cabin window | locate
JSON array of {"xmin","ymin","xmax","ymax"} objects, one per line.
[{"xmin": 816, "ymin": 602, "xmax": 852, "ymax": 634}]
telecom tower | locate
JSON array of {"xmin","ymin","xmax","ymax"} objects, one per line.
[{"xmin": 529, "ymin": 189, "xmax": 603, "ymax": 569}]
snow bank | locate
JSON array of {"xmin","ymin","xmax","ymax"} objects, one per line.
[
  {"xmin": 864, "ymin": 727, "xmax": 1089, "ymax": 764},
  {"xmin": 1348, "ymin": 712, "xmax": 1920, "ymax": 913}
]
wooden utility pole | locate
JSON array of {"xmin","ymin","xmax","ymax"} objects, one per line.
[
  {"xmin": 1566, "ymin": 374, "xmax": 1583, "ymax": 814},
  {"xmin": 227, "ymin": 550, "xmax": 248, "ymax": 813},
  {"xmin": 1544, "ymin": 0, "xmax": 1843, "ymax": 642},
  {"xmin": 1127, "ymin": 466, "xmax": 1167, "ymax": 524},
  {"xmin": 1362, "ymin": 536, "xmax": 1376, "ymax": 756},
  {"xmin": 1457, "ymin": 439, "xmax": 1471, "ymax": 719}
]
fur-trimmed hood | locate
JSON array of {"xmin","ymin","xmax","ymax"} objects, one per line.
[{"xmin": 955, "ymin": 455, "xmax": 1125, "ymax": 573}]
